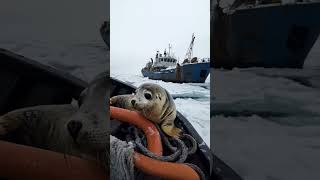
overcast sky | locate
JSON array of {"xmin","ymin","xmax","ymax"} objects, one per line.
[{"xmin": 111, "ymin": 0, "xmax": 210, "ymax": 75}]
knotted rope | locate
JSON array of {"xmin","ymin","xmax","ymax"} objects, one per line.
[{"xmin": 110, "ymin": 124, "xmax": 206, "ymax": 180}]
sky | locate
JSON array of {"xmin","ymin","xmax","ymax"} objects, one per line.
[{"xmin": 110, "ymin": 0, "xmax": 210, "ymax": 75}]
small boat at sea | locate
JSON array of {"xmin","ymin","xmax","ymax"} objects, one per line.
[
  {"xmin": 142, "ymin": 34, "xmax": 210, "ymax": 83},
  {"xmin": 0, "ymin": 48, "xmax": 242, "ymax": 179}
]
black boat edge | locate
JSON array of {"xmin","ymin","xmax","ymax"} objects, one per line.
[
  {"xmin": 0, "ymin": 48, "xmax": 88, "ymax": 115},
  {"xmin": 0, "ymin": 48, "xmax": 243, "ymax": 180}
]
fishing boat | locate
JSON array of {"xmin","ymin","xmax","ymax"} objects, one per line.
[
  {"xmin": 212, "ymin": 0, "xmax": 320, "ymax": 69},
  {"xmin": 142, "ymin": 34, "xmax": 210, "ymax": 83},
  {"xmin": 0, "ymin": 48, "xmax": 242, "ymax": 180}
]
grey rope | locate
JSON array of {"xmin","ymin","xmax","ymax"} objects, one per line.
[
  {"xmin": 185, "ymin": 163, "xmax": 207, "ymax": 180},
  {"xmin": 110, "ymin": 135, "xmax": 135, "ymax": 180},
  {"xmin": 115, "ymin": 124, "xmax": 206, "ymax": 180},
  {"xmin": 133, "ymin": 127, "xmax": 188, "ymax": 162},
  {"xmin": 128, "ymin": 125, "xmax": 206, "ymax": 179},
  {"xmin": 180, "ymin": 133, "xmax": 198, "ymax": 155},
  {"xmin": 130, "ymin": 125, "xmax": 198, "ymax": 163}
]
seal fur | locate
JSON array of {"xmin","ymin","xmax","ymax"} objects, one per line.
[
  {"xmin": 0, "ymin": 72, "xmax": 109, "ymax": 164},
  {"xmin": 110, "ymin": 83, "xmax": 182, "ymax": 137}
]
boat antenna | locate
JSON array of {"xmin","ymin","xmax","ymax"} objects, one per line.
[
  {"xmin": 168, "ymin": 43, "xmax": 172, "ymax": 56},
  {"xmin": 185, "ymin": 33, "xmax": 195, "ymax": 63}
]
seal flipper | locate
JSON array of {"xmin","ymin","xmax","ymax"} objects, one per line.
[
  {"xmin": 0, "ymin": 110, "xmax": 28, "ymax": 135},
  {"xmin": 161, "ymin": 119, "xmax": 182, "ymax": 138},
  {"xmin": 110, "ymin": 95, "xmax": 135, "ymax": 110}
]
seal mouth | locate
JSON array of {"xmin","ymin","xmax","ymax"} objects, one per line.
[
  {"xmin": 69, "ymin": 134, "xmax": 81, "ymax": 146},
  {"xmin": 133, "ymin": 103, "xmax": 144, "ymax": 111},
  {"xmin": 73, "ymin": 131, "xmax": 108, "ymax": 151}
]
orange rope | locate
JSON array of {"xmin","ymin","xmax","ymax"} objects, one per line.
[{"xmin": 110, "ymin": 106, "xmax": 200, "ymax": 180}]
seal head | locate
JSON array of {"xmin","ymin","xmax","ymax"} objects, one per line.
[
  {"xmin": 0, "ymin": 72, "xmax": 109, "ymax": 163},
  {"xmin": 66, "ymin": 72, "xmax": 109, "ymax": 151}
]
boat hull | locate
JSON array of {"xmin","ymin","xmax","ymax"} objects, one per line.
[
  {"xmin": 212, "ymin": 2, "xmax": 320, "ymax": 69},
  {"xmin": 142, "ymin": 62, "xmax": 210, "ymax": 83}
]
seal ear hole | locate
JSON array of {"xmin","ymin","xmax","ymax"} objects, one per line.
[{"xmin": 144, "ymin": 93, "xmax": 152, "ymax": 100}]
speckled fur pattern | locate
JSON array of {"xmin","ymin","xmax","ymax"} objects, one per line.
[
  {"xmin": 0, "ymin": 72, "xmax": 109, "ymax": 163},
  {"xmin": 110, "ymin": 83, "xmax": 182, "ymax": 137}
]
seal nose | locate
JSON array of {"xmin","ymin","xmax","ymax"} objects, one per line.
[
  {"xmin": 131, "ymin": 99, "xmax": 136, "ymax": 106},
  {"xmin": 67, "ymin": 120, "xmax": 82, "ymax": 140}
]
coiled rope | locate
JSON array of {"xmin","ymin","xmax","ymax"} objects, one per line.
[
  {"xmin": 123, "ymin": 125, "xmax": 206, "ymax": 180},
  {"xmin": 110, "ymin": 106, "xmax": 206, "ymax": 180}
]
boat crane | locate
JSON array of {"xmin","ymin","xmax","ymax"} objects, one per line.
[{"xmin": 184, "ymin": 33, "xmax": 195, "ymax": 63}]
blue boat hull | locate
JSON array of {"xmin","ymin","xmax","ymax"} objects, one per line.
[
  {"xmin": 212, "ymin": 2, "xmax": 320, "ymax": 69},
  {"xmin": 142, "ymin": 62, "xmax": 210, "ymax": 83}
]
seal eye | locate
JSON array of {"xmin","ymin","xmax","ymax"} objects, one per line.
[{"xmin": 144, "ymin": 93, "xmax": 152, "ymax": 100}]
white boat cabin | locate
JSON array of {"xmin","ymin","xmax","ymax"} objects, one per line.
[{"xmin": 153, "ymin": 50, "xmax": 177, "ymax": 68}]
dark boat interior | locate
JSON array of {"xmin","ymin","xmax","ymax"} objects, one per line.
[
  {"xmin": 0, "ymin": 48, "xmax": 87, "ymax": 115},
  {"xmin": 0, "ymin": 48, "xmax": 242, "ymax": 180}
]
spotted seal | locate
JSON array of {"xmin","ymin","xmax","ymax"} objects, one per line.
[
  {"xmin": 0, "ymin": 72, "xmax": 108, "ymax": 163},
  {"xmin": 110, "ymin": 83, "xmax": 182, "ymax": 137}
]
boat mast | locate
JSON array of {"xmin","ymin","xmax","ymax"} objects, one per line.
[
  {"xmin": 185, "ymin": 33, "xmax": 195, "ymax": 62},
  {"xmin": 168, "ymin": 43, "xmax": 172, "ymax": 56}
]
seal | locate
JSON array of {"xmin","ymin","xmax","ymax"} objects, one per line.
[
  {"xmin": 0, "ymin": 72, "xmax": 108, "ymax": 163},
  {"xmin": 110, "ymin": 83, "xmax": 182, "ymax": 137}
]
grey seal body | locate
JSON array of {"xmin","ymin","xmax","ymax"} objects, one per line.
[
  {"xmin": 0, "ymin": 72, "xmax": 108, "ymax": 162},
  {"xmin": 110, "ymin": 83, "xmax": 181, "ymax": 137},
  {"xmin": 0, "ymin": 104, "xmax": 77, "ymax": 152}
]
